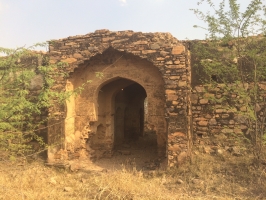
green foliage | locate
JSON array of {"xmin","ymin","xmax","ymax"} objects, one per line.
[
  {"xmin": 0, "ymin": 44, "xmax": 89, "ymax": 160},
  {"xmin": 191, "ymin": 0, "xmax": 266, "ymax": 159}
]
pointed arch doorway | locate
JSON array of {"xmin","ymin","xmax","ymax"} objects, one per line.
[
  {"xmin": 91, "ymin": 77, "xmax": 160, "ymax": 169},
  {"xmin": 114, "ymin": 81, "xmax": 147, "ymax": 145}
]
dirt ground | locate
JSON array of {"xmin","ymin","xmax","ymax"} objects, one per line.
[{"xmin": 94, "ymin": 132, "xmax": 164, "ymax": 171}]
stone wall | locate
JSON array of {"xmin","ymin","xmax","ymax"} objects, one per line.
[
  {"xmin": 191, "ymin": 83, "xmax": 266, "ymax": 155},
  {"xmin": 47, "ymin": 29, "xmax": 191, "ymax": 167},
  {"xmin": 8, "ymin": 30, "xmax": 263, "ymax": 168}
]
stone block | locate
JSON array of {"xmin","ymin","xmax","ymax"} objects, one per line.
[
  {"xmin": 199, "ymin": 99, "xmax": 208, "ymax": 104},
  {"xmin": 259, "ymin": 83, "xmax": 266, "ymax": 90},
  {"xmin": 165, "ymin": 60, "xmax": 173, "ymax": 65},
  {"xmin": 111, "ymin": 39, "xmax": 129, "ymax": 44},
  {"xmin": 196, "ymin": 131, "xmax": 207, "ymax": 136},
  {"xmin": 203, "ymin": 93, "xmax": 215, "ymax": 98},
  {"xmin": 240, "ymin": 106, "xmax": 247, "ymax": 111},
  {"xmin": 160, "ymin": 51, "xmax": 169, "ymax": 56},
  {"xmin": 221, "ymin": 128, "xmax": 234, "ymax": 133},
  {"xmin": 133, "ymin": 41, "xmax": 148, "ymax": 45},
  {"xmin": 240, "ymin": 125, "xmax": 248, "ymax": 130},
  {"xmin": 166, "ymin": 89, "xmax": 176, "ymax": 95},
  {"xmin": 169, "ymin": 76, "xmax": 179, "ymax": 80},
  {"xmin": 222, "ymin": 114, "xmax": 230, "ymax": 119},
  {"xmin": 191, "ymin": 94, "xmax": 198, "ymax": 104},
  {"xmin": 150, "ymin": 43, "xmax": 161, "ymax": 49},
  {"xmin": 168, "ymin": 132, "xmax": 187, "ymax": 140},
  {"xmin": 166, "ymin": 65, "xmax": 180, "ymax": 69},
  {"xmin": 95, "ymin": 29, "xmax": 109, "ymax": 33},
  {"xmin": 102, "ymin": 37, "xmax": 115, "ymax": 42},
  {"xmin": 195, "ymin": 86, "xmax": 205, "ymax": 93},
  {"xmin": 65, "ymin": 42, "xmax": 78, "ymax": 46},
  {"xmin": 194, "ymin": 117, "xmax": 207, "ymax": 121},
  {"xmin": 215, "ymin": 109, "xmax": 225, "ymax": 113},
  {"xmin": 73, "ymin": 53, "xmax": 83, "ymax": 59},
  {"xmin": 209, "ymin": 119, "xmax": 217, "ymax": 125},
  {"xmin": 178, "ymin": 81, "xmax": 187, "ymax": 87},
  {"xmin": 142, "ymin": 50, "xmax": 157, "ymax": 54},
  {"xmin": 168, "ymin": 144, "xmax": 181, "ymax": 152},
  {"xmin": 172, "ymin": 101, "xmax": 178, "ymax": 105},
  {"xmin": 62, "ymin": 57, "xmax": 77, "ymax": 64},
  {"xmin": 197, "ymin": 127, "xmax": 208, "ymax": 131},
  {"xmin": 82, "ymin": 50, "xmax": 91, "ymax": 57},
  {"xmin": 234, "ymin": 128, "xmax": 242, "ymax": 134},
  {"xmin": 172, "ymin": 45, "xmax": 185, "ymax": 55},
  {"xmin": 198, "ymin": 120, "xmax": 208, "ymax": 126},
  {"xmin": 177, "ymin": 152, "xmax": 187, "ymax": 165}
]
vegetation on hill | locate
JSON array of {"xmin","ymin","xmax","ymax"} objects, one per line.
[{"xmin": 191, "ymin": 0, "xmax": 266, "ymax": 160}]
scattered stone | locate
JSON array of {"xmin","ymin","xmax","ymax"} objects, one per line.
[
  {"xmin": 216, "ymin": 149, "xmax": 223, "ymax": 155},
  {"xmin": 64, "ymin": 187, "xmax": 73, "ymax": 192},
  {"xmin": 192, "ymin": 178, "xmax": 203, "ymax": 185},
  {"xmin": 203, "ymin": 146, "xmax": 211, "ymax": 154},
  {"xmin": 231, "ymin": 147, "xmax": 242, "ymax": 157},
  {"xmin": 70, "ymin": 163, "xmax": 81, "ymax": 172},
  {"xmin": 176, "ymin": 179, "xmax": 184, "ymax": 184},
  {"xmin": 49, "ymin": 177, "xmax": 57, "ymax": 185}
]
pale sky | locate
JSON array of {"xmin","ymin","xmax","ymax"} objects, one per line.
[{"xmin": 0, "ymin": 0, "xmax": 255, "ymax": 49}]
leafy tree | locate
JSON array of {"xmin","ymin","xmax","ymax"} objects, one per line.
[
  {"xmin": 191, "ymin": 0, "xmax": 266, "ymax": 159},
  {"xmin": 0, "ymin": 44, "xmax": 73, "ymax": 160}
]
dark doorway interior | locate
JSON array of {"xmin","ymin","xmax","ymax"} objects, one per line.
[
  {"xmin": 114, "ymin": 83, "xmax": 146, "ymax": 145},
  {"xmin": 93, "ymin": 79, "xmax": 159, "ymax": 170}
]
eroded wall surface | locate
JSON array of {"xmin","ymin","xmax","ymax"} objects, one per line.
[
  {"xmin": 68, "ymin": 50, "xmax": 166, "ymax": 159},
  {"xmin": 47, "ymin": 30, "xmax": 191, "ymax": 167},
  {"xmin": 191, "ymin": 84, "xmax": 266, "ymax": 155}
]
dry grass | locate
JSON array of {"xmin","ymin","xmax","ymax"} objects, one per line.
[
  {"xmin": 168, "ymin": 153, "xmax": 266, "ymax": 199},
  {"xmin": 0, "ymin": 152, "xmax": 265, "ymax": 200}
]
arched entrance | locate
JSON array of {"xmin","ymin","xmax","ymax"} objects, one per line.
[
  {"xmin": 91, "ymin": 77, "xmax": 161, "ymax": 169},
  {"xmin": 62, "ymin": 48, "xmax": 168, "ymax": 168},
  {"xmin": 48, "ymin": 30, "xmax": 189, "ymax": 168}
]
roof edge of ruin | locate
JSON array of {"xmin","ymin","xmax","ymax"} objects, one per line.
[{"xmin": 49, "ymin": 29, "xmax": 179, "ymax": 42}]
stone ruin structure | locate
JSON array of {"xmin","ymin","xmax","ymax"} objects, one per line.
[
  {"xmin": 46, "ymin": 29, "xmax": 266, "ymax": 168},
  {"xmin": 47, "ymin": 29, "xmax": 191, "ymax": 167}
]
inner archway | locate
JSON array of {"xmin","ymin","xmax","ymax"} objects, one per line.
[
  {"xmin": 92, "ymin": 78, "xmax": 160, "ymax": 170},
  {"xmin": 114, "ymin": 82, "xmax": 146, "ymax": 145},
  {"xmin": 63, "ymin": 48, "xmax": 168, "ymax": 169}
]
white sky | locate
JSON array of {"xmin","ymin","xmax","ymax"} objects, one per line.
[{"xmin": 0, "ymin": 0, "xmax": 256, "ymax": 49}]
